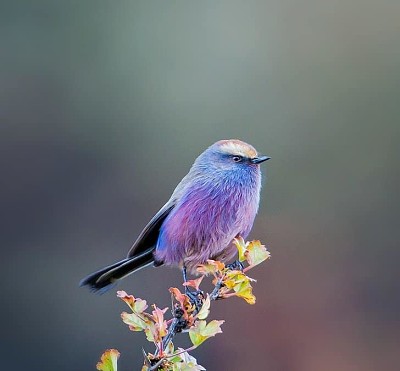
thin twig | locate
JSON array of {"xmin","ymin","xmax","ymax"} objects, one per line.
[
  {"xmin": 148, "ymin": 357, "xmax": 165, "ymax": 371},
  {"xmin": 146, "ymin": 267, "xmax": 235, "ymax": 368},
  {"xmin": 210, "ymin": 278, "xmax": 224, "ymax": 300},
  {"xmin": 164, "ymin": 344, "xmax": 198, "ymax": 359}
]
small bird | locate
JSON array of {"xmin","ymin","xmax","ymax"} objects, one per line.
[{"xmin": 80, "ymin": 139, "xmax": 270, "ymax": 293}]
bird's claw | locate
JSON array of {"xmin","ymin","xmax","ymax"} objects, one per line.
[
  {"xmin": 185, "ymin": 288, "xmax": 205, "ymax": 311},
  {"xmin": 226, "ymin": 260, "xmax": 244, "ymax": 271}
]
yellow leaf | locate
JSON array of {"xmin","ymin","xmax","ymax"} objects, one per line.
[
  {"xmin": 236, "ymin": 286, "xmax": 256, "ymax": 305},
  {"xmin": 233, "ymin": 236, "xmax": 248, "ymax": 262},
  {"xmin": 96, "ymin": 349, "xmax": 119, "ymax": 371},
  {"xmin": 224, "ymin": 271, "xmax": 250, "ymax": 288},
  {"xmin": 245, "ymin": 240, "xmax": 271, "ymax": 267},
  {"xmin": 222, "ymin": 270, "xmax": 257, "ymax": 304},
  {"xmin": 231, "ymin": 274, "xmax": 251, "ymax": 293}
]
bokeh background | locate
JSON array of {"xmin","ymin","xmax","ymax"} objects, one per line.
[{"xmin": 1, "ymin": 1, "xmax": 399, "ymax": 370}]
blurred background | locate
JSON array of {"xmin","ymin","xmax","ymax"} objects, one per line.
[{"xmin": 1, "ymin": 1, "xmax": 399, "ymax": 370}]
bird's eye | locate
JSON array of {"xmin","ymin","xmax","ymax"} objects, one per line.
[{"xmin": 232, "ymin": 155, "xmax": 242, "ymax": 162}]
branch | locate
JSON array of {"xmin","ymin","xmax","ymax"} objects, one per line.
[{"xmin": 96, "ymin": 238, "xmax": 271, "ymax": 371}]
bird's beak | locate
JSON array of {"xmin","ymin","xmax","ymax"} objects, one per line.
[{"xmin": 251, "ymin": 155, "xmax": 271, "ymax": 164}]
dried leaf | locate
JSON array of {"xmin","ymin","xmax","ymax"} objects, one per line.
[
  {"xmin": 182, "ymin": 276, "xmax": 204, "ymax": 291},
  {"xmin": 169, "ymin": 287, "xmax": 187, "ymax": 307},
  {"xmin": 117, "ymin": 290, "xmax": 148, "ymax": 313},
  {"xmin": 150, "ymin": 305, "xmax": 168, "ymax": 340},
  {"xmin": 207, "ymin": 259, "xmax": 225, "ymax": 271},
  {"xmin": 169, "ymin": 287, "xmax": 194, "ymax": 320},
  {"xmin": 196, "ymin": 260, "xmax": 225, "ymax": 275},
  {"xmin": 96, "ymin": 349, "xmax": 119, "ymax": 371}
]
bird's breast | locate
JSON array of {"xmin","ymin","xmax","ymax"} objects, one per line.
[{"xmin": 155, "ymin": 171, "xmax": 261, "ymax": 269}]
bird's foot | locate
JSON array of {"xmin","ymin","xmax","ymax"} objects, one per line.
[
  {"xmin": 184, "ymin": 287, "xmax": 204, "ymax": 312},
  {"xmin": 226, "ymin": 260, "xmax": 244, "ymax": 271},
  {"xmin": 181, "ymin": 266, "xmax": 204, "ymax": 311}
]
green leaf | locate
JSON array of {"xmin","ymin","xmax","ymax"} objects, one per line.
[
  {"xmin": 96, "ymin": 349, "xmax": 119, "ymax": 371},
  {"xmin": 189, "ymin": 320, "xmax": 224, "ymax": 346},
  {"xmin": 245, "ymin": 240, "xmax": 270, "ymax": 267},
  {"xmin": 171, "ymin": 349, "xmax": 206, "ymax": 371},
  {"xmin": 121, "ymin": 311, "xmax": 149, "ymax": 332},
  {"xmin": 144, "ymin": 321, "xmax": 157, "ymax": 342},
  {"xmin": 224, "ymin": 271, "xmax": 250, "ymax": 289}
]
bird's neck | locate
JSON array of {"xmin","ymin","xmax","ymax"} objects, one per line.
[{"xmin": 193, "ymin": 164, "xmax": 261, "ymax": 192}]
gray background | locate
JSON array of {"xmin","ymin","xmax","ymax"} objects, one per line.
[{"xmin": 1, "ymin": 1, "xmax": 399, "ymax": 370}]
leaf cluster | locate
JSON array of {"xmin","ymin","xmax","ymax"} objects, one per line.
[{"xmin": 96, "ymin": 239, "xmax": 270, "ymax": 370}]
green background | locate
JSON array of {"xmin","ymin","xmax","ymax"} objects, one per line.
[{"xmin": 1, "ymin": 1, "xmax": 399, "ymax": 370}]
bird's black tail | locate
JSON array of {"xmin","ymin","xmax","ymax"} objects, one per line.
[{"xmin": 79, "ymin": 248, "xmax": 155, "ymax": 293}]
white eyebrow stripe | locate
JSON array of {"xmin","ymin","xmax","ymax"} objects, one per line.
[{"xmin": 219, "ymin": 142, "xmax": 257, "ymax": 158}]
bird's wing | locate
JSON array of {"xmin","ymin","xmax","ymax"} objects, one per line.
[{"xmin": 127, "ymin": 200, "xmax": 175, "ymax": 258}]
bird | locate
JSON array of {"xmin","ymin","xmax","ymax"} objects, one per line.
[{"xmin": 80, "ymin": 139, "xmax": 270, "ymax": 293}]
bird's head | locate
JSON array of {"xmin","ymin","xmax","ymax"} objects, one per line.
[{"xmin": 198, "ymin": 139, "xmax": 270, "ymax": 171}]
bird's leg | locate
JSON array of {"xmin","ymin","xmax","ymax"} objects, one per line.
[
  {"xmin": 181, "ymin": 266, "xmax": 204, "ymax": 311},
  {"xmin": 226, "ymin": 260, "xmax": 244, "ymax": 271},
  {"xmin": 182, "ymin": 266, "xmax": 188, "ymax": 285}
]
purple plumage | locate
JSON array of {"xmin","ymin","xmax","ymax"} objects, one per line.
[
  {"xmin": 156, "ymin": 144, "xmax": 262, "ymax": 270},
  {"xmin": 80, "ymin": 139, "xmax": 270, "ymax": 292}
]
